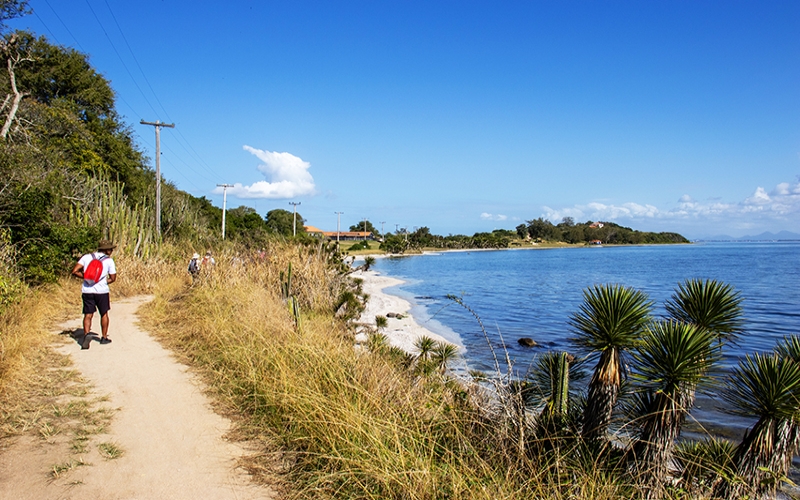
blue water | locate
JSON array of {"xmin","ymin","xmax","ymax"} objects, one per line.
[{"xmin": 373, "ymin": 242, "xmax": 800, "ymax": 438}]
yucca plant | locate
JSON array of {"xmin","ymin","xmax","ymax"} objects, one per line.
[
  {"xmin": 664, "ymin": 279, "xmax": 743, "ymax": 341},
  {"xmin": 413, "ymin": 335, "xmax": 437, "ymax": 363},
  {"xmin": 714, "ymin": 352, "xmax": 800, "ymax": 499},
  {"xmin": 431, "ymin": 342, "xmax": 459, "ymax": 374},
  {"xmin": 629, "ymin": 320, "xmax": 720, "ymax": 495},
  {"xmin": 569, "ymin": 284, "xmax": 653, "ymax": 443},
  {"xmin": 674, "ymin": 438, "xmax": 735, "ymax": 497}
]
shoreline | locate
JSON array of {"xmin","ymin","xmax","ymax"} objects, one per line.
[{"xmin": 355, "ymin": 269, "xmax": 457, "ymax": 354}]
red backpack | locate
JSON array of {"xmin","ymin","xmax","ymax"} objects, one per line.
[{"xmin": 84, "ymin": 254, "xmax": 108, "ymax": 286}]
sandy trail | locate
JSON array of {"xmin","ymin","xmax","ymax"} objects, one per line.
[{"xmin": 1, "ymin": 295, "xmax": 274, "ymax": 500}]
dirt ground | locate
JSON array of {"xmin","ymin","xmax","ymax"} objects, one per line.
[{"xmin": 0, "ymin": 295, "xmax": 276, "ymax": 500}]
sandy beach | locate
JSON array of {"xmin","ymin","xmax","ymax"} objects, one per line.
[{"xmin": 355, "ymin": 268, "xmax": 457, "ymax": 354}]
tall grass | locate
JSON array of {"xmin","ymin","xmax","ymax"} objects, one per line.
[{"xmin": 139, "ymin": 242, "xmax": 638, "ymax": 499}]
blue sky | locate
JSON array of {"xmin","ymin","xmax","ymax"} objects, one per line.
[{"xmin": 13, "ymin": 1, "xmax": 800, "ymax": 239}]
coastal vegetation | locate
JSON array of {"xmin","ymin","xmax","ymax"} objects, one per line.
[
  {"xmin": 377, "ymin": 219, "xmax": 688, "ymax": 254},
  {"xmin": 2, "ymin": 7, "xmax": 797, "ymax": 499}
]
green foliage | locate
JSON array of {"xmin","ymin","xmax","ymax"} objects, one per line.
[
  {"xmin": 349, "ymin": 219, "xmax": 378, "ymax": 236},
  {"xmin": 379, "ymin": 233, "xmax": 408, "ymax": 253},
  {"xmin": 664, "ymin": 279, "xmax": 744, "ymax": 341},
  {"xmin": 266, "ymin": 208, "xmax": 305, "ymax": 237},
  {"xmin": 0, "ymin": 1, "xmax": 29, "ymax": 31},
  {"xmin": 348, "ymin": 240, "xmax": 370, "ymax": 251}
]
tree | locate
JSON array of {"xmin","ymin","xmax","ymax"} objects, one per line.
[
  {"xmin": 515, "ymin": 223, "xmax": 528, "ymax": 240},
  {"xmin": 349, "ymin": 219, "xmax": 378, "ymax": 236},
  {"xmin": 715, "ymin": 351, "xmax": 800, "ymax": 499},
  {"xmin": 526, "ymin": 217, "xmax": 561, "ymax": 241},
  {"xmin": 380, "ymin": 233, "xmax": 408, "ymax": 254},
  {"xmin": 0, "ymin": 1, "xmax": 28, "ymax": 32},
  {"xmin": 266, "ymin": 208, "xmax": 305, "ymax": 237},
  {"xmin": 628, "ymin": 279, "xmax": 743, "ymax": 496},
  {"xmin": 630, "ymin": 321, "xmax": 719, "ymax": 495},
  {"xmin": 568, "ymin": 284, "xmax": 653, "ymax": 443}
]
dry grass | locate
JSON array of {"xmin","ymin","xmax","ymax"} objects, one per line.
[
  {"xmin": 0, "ymin": 238, "xmax": 639, "ymax": 498},
  {"xmin": 139, "ymin": 241, "xmax": 600, "ymax": 499}
]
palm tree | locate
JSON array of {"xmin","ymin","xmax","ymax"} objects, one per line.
[
  {"xmin": 714, "ymin": 352, "xmax": 800, "ymax": 499},
  {"xmin": 664, "ymin": 279, "xmax": 743, "ymax": 340},
  {"xmin": 569, "ymin": 284, "xmax": 653, "ymax": 442},
  {"xmin": 629, "ymin": 320, "xmax": 719, "ymax": 495}
]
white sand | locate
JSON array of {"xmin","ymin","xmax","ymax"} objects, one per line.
[{"xmin": 355, "ymin": 269, "xmax": 457, "ymax": 353}]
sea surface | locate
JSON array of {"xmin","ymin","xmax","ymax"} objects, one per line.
[{"xmin": 372, "ymin": 241, "xmax": 800, "ymax": 439}]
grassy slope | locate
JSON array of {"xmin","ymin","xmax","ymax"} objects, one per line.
[{"xmin": 1, "ymin": 242, "xmax": 634, "ymax": 499}]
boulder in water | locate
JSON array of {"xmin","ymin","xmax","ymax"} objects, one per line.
[{"xmin": 517, "ymin": 337, "xmax": 537, "ymax": 348}]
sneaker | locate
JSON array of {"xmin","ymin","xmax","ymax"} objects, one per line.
[
  {"xmin": 81, "ymin": 336, "xmax": 91, "ymax": 349},
  {"xmin": 100, "ymin": 337, "xmax": 112, "ymax": 345}
]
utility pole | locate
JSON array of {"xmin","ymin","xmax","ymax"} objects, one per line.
[
  {"xmin": 363, "ymin": 218, "xmax": 368, "ymax": 241},
  {"xmin": 334, "ymin": 211, "xmax": 343, "ymax": 243},
  {"xmin": 395, "ymin": 223, "xmax": 399, "ymax": 234},
  {"xmin": 289, "ymin": 202, "xmax": 301, "ymax": 237},
  {"xmin": 217, "ymin": 184, "xmax": 233, "ymax": 240},
  {"xmin": 380, "ymin": 221, "xmax": 385, "ymax": 237},
  {"xmin": 140, "ymin": 120, "xmax": 175, "ymax": 236}
]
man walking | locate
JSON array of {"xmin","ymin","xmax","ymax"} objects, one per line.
[{"xmin": 72, "ymin": 240, "xmax": 118, "ymax": 349}]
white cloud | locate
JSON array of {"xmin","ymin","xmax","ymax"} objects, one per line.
[
  {"xmin": 480, "ymin": 213, "xmax": 507, "ymax": 221},
  {"xmin": 215, "ymin": 146, "xmax": 316, "ymax": 199},
  {"xmin": 538, "ymin": 178, "xmax": 800, "ymax": 233}
]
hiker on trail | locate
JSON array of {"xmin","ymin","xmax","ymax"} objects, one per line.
[
  {"xmin": 201, "ymin": 250, "xmax": 215, "ymax": 270},
  {"xmin": 71, "ymin": 239, "xmax": 117, "ymax": 348},
  {"xmin": 188, "ymin": 252, "xmax": 200, "ymax": 281}
]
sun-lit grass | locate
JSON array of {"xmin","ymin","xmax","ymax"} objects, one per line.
[
  {"xmin": 137, "ymin": 240, "xmax": 644, "ymax": 499},
  {"xmin": 0, "ymin": 235, "xmax": 650, "ymax": 498}
]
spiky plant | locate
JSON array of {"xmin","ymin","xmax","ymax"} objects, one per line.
[
  {"xmin": 664, "ymin": 279, "xmax": 743, "ymax": 341},
  {"xmin": 714, "ymin": 351, "xmax": 800, "ymax": 498},
  {"xmin": 413, "ymin": 335, "xmax": 437, "ymax": 363},
  {"xmin": 674, "ymin": 438, "xmax": 735, "ymax": 497},
  {"xmin": 431, "ymin": 342, "xmax": 459, "ymax": 374},
  {"xmin": 629, "ymin": 320, "xmax": 719, "ymax": 495},
  {"xmin": 569, "ymin": 284, "xmax": 653, "ymax": 442}
]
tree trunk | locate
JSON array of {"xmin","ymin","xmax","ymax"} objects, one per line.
[{"xmin": 1, "ymin": 56, "xmax": 23, "ymax": 139}]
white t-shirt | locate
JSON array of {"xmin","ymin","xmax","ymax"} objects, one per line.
[{"xmin": 78, "ymin": 252, "xmax": 117, "ymax": 294}]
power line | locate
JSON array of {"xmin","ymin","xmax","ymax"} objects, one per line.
[
  {"xmin": 41, "ymin": 0, "xmax": 84, "ymax": 52},
  {"xmin": 83, "ymin": 0, "xmax": 160, "ymax": 118},
  {"xmin": 100, "ymin": 0, "xmax": 171, "ymax": 121}
]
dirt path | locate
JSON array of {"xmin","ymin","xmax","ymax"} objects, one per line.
[{"xmin": 0, "ymin": 295, "xmax": 275, "ymax": 500}]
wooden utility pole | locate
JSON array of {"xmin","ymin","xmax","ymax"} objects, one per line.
[
  {"xmin": 217, "ymin": 184, "xmax": 234, "ymax": 239},
  {"xmin": 140, "ymin": 120, "xmax": 175, "ymax": 235},
  {"xmin": 289, "ymin": 202, "xmax": 301, "ymax": 237},
  {"xmin": 335, "ymin": 211, "xmax": 344, "ymax": 243}
]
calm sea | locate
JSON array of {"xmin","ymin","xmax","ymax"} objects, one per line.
[{"xmin": 373, "ymin": 241, "xmax": 800, "ymax": 438}]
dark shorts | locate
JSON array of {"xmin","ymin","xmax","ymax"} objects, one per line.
[{"xmin": 82, "ymin": 293, "xmax": 111, "ymax": 316}]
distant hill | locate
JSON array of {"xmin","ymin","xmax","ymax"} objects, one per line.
[
  {"xmin": 699, "ymin": 231, "xmax": 800, "ymax": 241},
  {"xmin": 738, "ymin": 231, "xmax": 800, "ymax": 241}
]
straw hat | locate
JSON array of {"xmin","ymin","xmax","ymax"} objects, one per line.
[
  {"xmin": 98, "ymin": 240, "xmax": 117, "ymax": 251},
  {"xmin": 192, "ymin": 253, "xmax": 200, "ymax": 259}
]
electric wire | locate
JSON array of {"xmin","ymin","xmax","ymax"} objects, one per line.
[
  {"xmin": 41, "ymin": 0, "xmax": 84, "ymax": 52},
  {"xmin": 99, "ymin": 0, "xmax": 225, "ymax": 184},
  {"xmin": 83, "ymin": 0, "xmax": 161, "ymax": 118}
]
